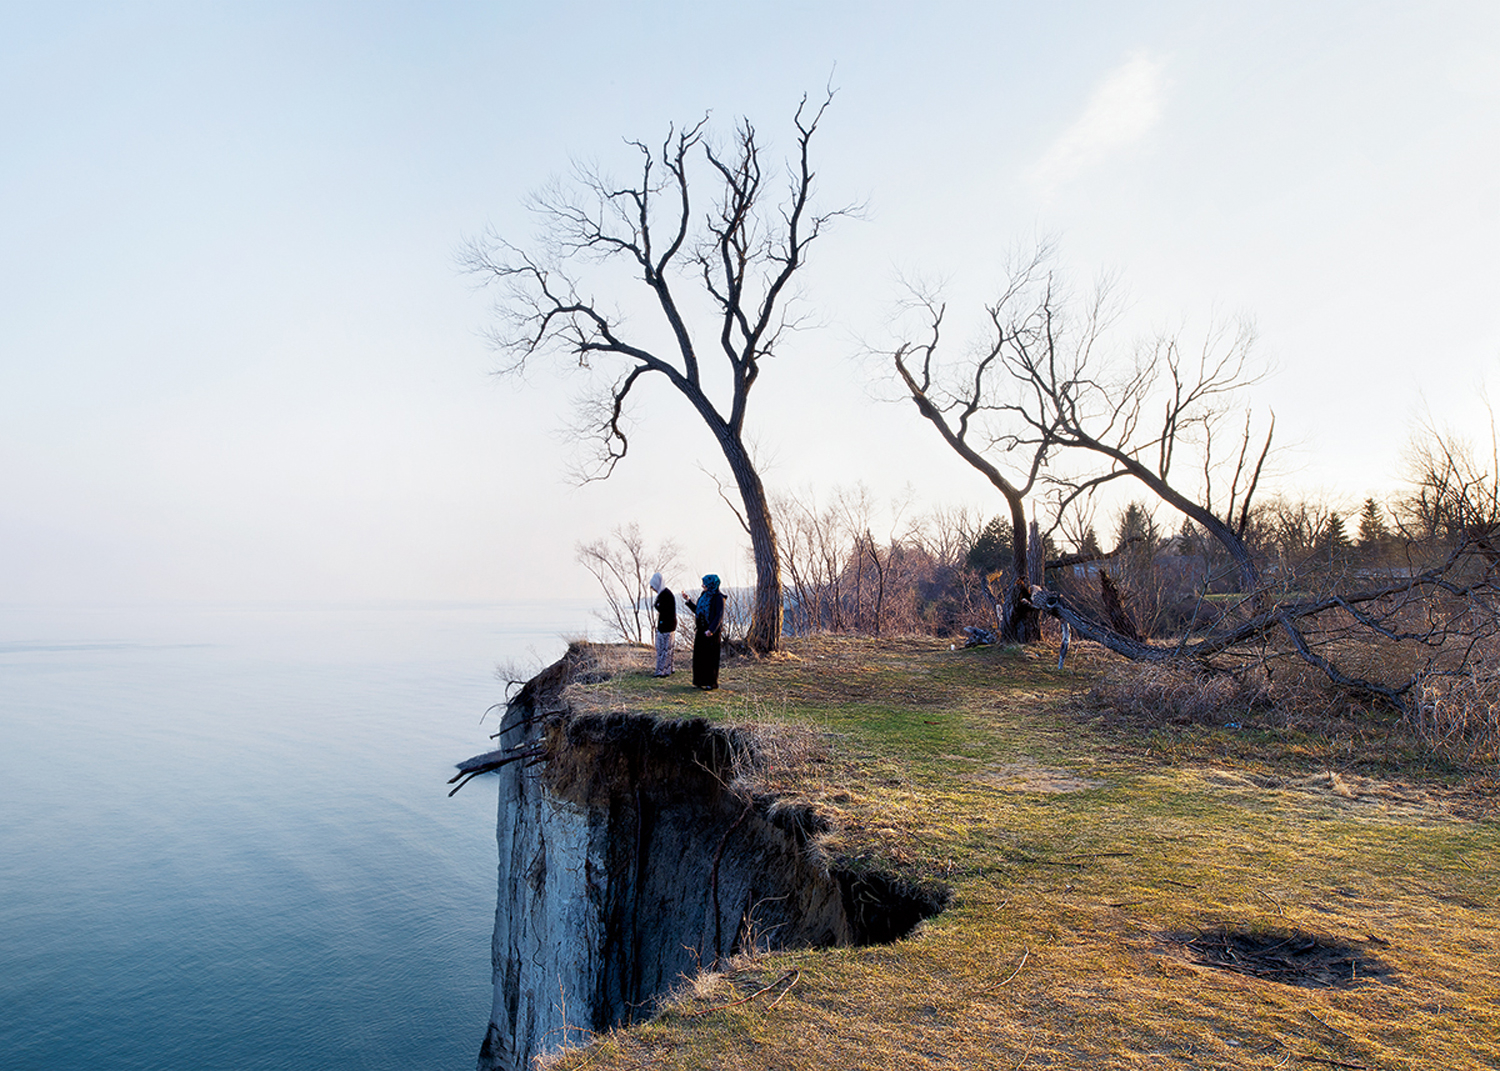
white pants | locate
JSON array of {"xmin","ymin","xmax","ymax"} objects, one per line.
[{"xmin": 654, "ymin": 629, "xmax": 674, "ymax": 675}]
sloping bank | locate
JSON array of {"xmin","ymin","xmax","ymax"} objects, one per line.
[{"xmin": 459, "ymin": 645, "xmax": 946, "ymax": 1071}]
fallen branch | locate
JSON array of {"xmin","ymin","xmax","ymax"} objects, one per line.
[
  {"xmin": 1008, "ymin": 853, "xmax": 1087, "ymax": 869},
  {"xmin": 447, "ymin": 745, "xmax": 548, "ymax": 795},
  {"xmin": 766, "ymin": 971, "xmax": 800, "ymax": 1008},
  {"xmin": 1010, "ymin": 1030, "xmax": 1038, "ymax": 1071},
  {"xmin": 1023, "ymin": 556, "xmax": 1490, "ymax": 710},
  {"xmin": 487, "ymin": 707, "xmax": 563, "ymax": 740},
  {"xmin": 1255, "ymin": 888, "xmax": 1285, "ymax": 916},
  {"xmin": 982, "ymin": 947, "xmax": 1030, "ymax": 991}
]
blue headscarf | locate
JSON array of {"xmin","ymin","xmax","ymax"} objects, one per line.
[{"xmin": 696, "ymin": 574, "xmax": 721, "ymax": 617}]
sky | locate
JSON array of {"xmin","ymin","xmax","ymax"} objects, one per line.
[{"xmin": 2, "ymin": 1, "xmax": 1498, "ymax": 606}]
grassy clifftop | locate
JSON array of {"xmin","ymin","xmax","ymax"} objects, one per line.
[{"xmin": 545, "ymin": 636, "xmax": 1499, "ymax": 1070}]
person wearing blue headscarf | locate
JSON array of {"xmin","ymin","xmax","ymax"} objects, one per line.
[{"xmin": 681, "ymin": 574, "xmax": 725, "ymax": 690}]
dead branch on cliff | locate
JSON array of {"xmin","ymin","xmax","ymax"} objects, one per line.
[{"xmin": 449, "ymin": 744, "xmax": 551, "ymax": 795}]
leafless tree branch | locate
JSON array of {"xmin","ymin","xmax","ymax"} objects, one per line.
[{"xmin": 464, "ymin": 93, "xmax": 848, "ymax": 652}]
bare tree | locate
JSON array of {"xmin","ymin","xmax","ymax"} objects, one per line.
[
  {"xmin": 576, "ymin": 524, "xmax": 680, "ymax": 645},
  {"xmin": 892, "ymin": 255, "xmax": 1500, "ymax": 742},
  {"xmin": 773, "ymin": 486, "xmax": 989, "ymax": 636},
  {"xmin": 888, "ymin": 267, "xmax": 1055, "ymax": 643},
  {"xmin": 885, "ymin": 250, "xmax": 1274, "ymax": 640},
  {"xmin": 988, "ymin": 270, "xmax": 1273, "ymax": 595},
  {"xmin": 1010, "ymin": 289, "xmax": 1500, "ymax": 723},
  {"xmin": 903, "ymin": 502, "xmax": 987, "ymax": 571},
  {"xmin": 1400, "ymin": 411, "xmax": 1500, "ymax": 560},
  {"xmin": 949, "ymin": 265, "xmax": 1337, "ymax": 676},
  {"xmin": 773, "ymin": 487, "xmax": 852, "ymax": 633},
  {"xmin": 465, "ymin": 93, "xmax": 848, "ymax": 654}
]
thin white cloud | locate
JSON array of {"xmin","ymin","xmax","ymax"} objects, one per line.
[{"xmin": 1031, "ymin": 52, "xmax": 1166, "ymax": 196}]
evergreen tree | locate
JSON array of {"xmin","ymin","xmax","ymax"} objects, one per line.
[
  {"xmin": 1176, "ymin": 516, "xmax": 1200, "ymax": 556},
  {"xmin": 1357, "ymin": 498, "xmax": 1388, "ymax": 549},
  {"xmin": 966, "ymin": 516, "xmax": 1013, "ymax": 575},
  {"xmin": 1116, "ymin": 502, "xmax": 1158, "ymax": 552},
  {"xmin": 1321, "ymin": 513, "xmax": 1352, "ymax": 558}
]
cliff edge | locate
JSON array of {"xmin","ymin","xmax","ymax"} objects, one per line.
[{"xmin": 471, "ymin": 645, "xmax": 883, "ymax": 1071}]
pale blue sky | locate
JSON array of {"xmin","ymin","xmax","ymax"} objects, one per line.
[{"xmin": 3, "ymin": 2, "xmax": 1497, "ymax": 605}]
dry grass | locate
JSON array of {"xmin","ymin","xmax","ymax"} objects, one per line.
[
  {"xmin": 533, "ymin": 635, "xmax": 1499, "ymax": 1070},
  {"xmin": 1412, "ymin": 665, "xmax": 1500, "ymax": 766},
  {"xmin": 1087, "ymin": 662, "xmax": 1274, "ymax": 726},
  {"xmin": 1086, "ymin": 642, "xmax": 1500, "ymax": 774}
]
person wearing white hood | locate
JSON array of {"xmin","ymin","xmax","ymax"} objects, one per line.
[{"xmin": 648, "ymin": 572, "xmax": 676, "ymax": 677}]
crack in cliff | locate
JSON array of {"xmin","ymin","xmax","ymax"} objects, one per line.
[{"xmin": 462, "ymin": 644, "xmax": 949, "ymax": 1071}]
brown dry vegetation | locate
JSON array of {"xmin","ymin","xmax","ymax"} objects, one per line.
[{"xmin": 540, "ymin": 635, "xmax": 1499, "ymax": 1070}]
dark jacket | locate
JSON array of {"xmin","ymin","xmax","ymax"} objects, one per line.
[
  {"xmin": 654, "ymin": 588, "xmax": 676, "ymax": 633},
  {"xmin": 690, "ymin": 591, "xmax": 724, "ymax": 635}
]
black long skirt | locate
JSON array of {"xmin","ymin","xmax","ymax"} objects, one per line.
[{"xmin": 691, "ymin": 627, "xmax": 721, "ymax": 689}]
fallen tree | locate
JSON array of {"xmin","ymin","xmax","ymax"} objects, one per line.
[{"xmin": 1032, "ymin": 532, "xmax": 1500, "ymax": 730}]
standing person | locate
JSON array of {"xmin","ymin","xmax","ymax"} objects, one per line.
[
  {"xmin": 682, "ymin": 574, "xmax": 725, "ymax": 690},
  {"xmin": 649, "ymin": 572, "xmax": 676, "ymax": 677}
]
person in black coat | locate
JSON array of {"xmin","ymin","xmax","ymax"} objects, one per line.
[
  {"xmin": 649, "ymin": 572, "xmax": 676, "ymax": 677},
  {"xmin": 682, "ymin": 574, "xmax": 725, "ymax": 690}
]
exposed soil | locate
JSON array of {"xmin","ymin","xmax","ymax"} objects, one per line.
[
  {"xmin": 1164, "ymin": 926, "xmax": 1394, "ymax": 988},
  {"xmin": 832, "ymin": 869, "xmax": 951, "ymax": 945}
]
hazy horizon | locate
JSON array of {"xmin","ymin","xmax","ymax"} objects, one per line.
[{"xmin": 4, "ymin": 2, "xmax": 1497, "ymax": 607}]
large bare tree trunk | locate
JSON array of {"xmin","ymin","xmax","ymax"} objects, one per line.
[
  {"xmin": 998, "ymin": 498, "xmax": 1041, "ymax": 643},
  {"xmin": 724, "ymin": 440, "xmax": 782, "ymax": 654}
]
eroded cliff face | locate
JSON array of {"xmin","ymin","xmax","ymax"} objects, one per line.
[{"xmin": 475, "ymin": 649, "xmax": 859, "ymax": 1071}]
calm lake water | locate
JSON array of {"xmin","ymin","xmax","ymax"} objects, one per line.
[{"xmin": 0, "ymin": 602, "xmax": 598, "ymax": 1071}]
